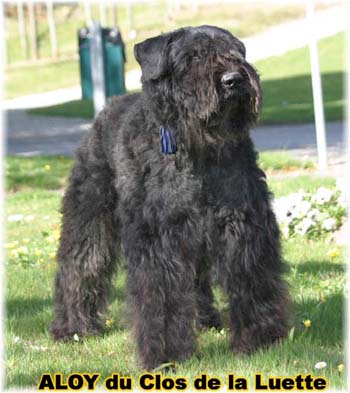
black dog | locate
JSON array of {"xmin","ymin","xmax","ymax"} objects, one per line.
[{"xmin": 52, "ymin": 25, "xmax": 290, "ymax": 369}]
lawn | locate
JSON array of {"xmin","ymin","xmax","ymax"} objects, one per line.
[
  {"xmin": 5, "ymin": 2, "xmax": 306, "ymax": 98},
  {"xmin": 28, "ymin": 32, "xmax": 345, "ymax": 124},
  {"xmin": 4, "ymin": 156, "xmax": 345, "ymax": 389}
]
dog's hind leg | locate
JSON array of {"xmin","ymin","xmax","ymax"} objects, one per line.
[{"xmin": 51, "ymin": 135, "xmax": 119, "ymax": 341}]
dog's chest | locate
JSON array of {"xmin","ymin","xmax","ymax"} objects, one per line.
[{"xmin": 144, "ymin": 157, "xmax": 203, "ymax": 212}]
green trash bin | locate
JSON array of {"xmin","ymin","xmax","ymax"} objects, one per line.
[{"xmin": 78, "ymin": 27, "xmax": 126, "ymax": 99}]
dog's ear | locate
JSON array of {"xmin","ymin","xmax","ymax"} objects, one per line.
[
  {"xmin": 241, "ymin": 62, "xmax": 262, "ymax": 116},
  {"xmin": 134, "ymin": 34, "xmax": 171, "ymax": 81},
  {"xmin": 251, "ymin": 76, "xmax": 262, "ymax": 116}
]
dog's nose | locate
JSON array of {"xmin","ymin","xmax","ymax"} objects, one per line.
[{"xmin": 221, "ymin": 72, "xmax": 243, "ymax": 88}]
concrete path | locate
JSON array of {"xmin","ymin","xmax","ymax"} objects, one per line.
[
  {"xmin": 244, "ymin": 2, "xmax": 350, "ymax": 62},
  {"xmin": 5, "ymin": 110, "xmax": 91, "ymax": 156}
]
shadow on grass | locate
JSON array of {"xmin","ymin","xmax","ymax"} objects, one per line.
[
  {"xmin": 6, "ymin": 296, "xmax": 52, "ymax": 335},
  {"xmin": 200, "ymin": 292, "xmax": 343, "ymax": 366},
  {"xmin": 260, "ymin": 71, "xmax": 343, "ymax": 124},
  {"xmin": 293, "ymin": 292, "xmax": 343, "ymax": 345},
  {"xmin": 6, "ymin": 156, "xmax": 73, "ymax": 192},
  {"xmin": 294, "ymin": 259, "xmax": 344, "ymax": 275},
  {"xmin": 7, "ymin": 296, "xmax": 51, "ymax": 316},
  {"xmin": 6, "ymin": 259, "xmax": 343, "ymax": 343},
  {"xmin": 6, "ymin": 271, "xmax": 127, "ymax": 336}
]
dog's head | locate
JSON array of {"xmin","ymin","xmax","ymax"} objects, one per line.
[{"xmin": 134, "ymin": 25, "xmax": 262, "ymax": 137}]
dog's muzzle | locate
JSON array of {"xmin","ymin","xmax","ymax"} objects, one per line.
[{"xmin": 221, "ymin": 72, "xmax": 243, "ymax": 90}]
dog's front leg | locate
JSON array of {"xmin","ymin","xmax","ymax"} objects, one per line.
[
  {"xmin": 218, "ymin": 202, "xmax": 290, "ymax": 354},
  {"xmin": 121, "ymin": 208, "xmax": 199, "ymax": 370}
]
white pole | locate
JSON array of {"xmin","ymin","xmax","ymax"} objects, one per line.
[
  {"xmin": 89, "ymin": 21, "xmax": 106, "ymax": 117},
  {"xmin": 110, "ymin": 0, "xmax": 117, "ymax": 27},
  {"xmin": 17, "ymin": 1, "xmax": 28, "ymax": 59},
  {"xmin": 84, "ymin": 0, "xmax": 92, "ymax": 25},
  {"xmin": 47, "ymin": 1, "xmax": 58, "ymax": 57},
  {"xmin": 28, "ymin": 0, "xmax": 38, "ymax": 60},
  {"xmin": 99, "ymin": 2, "xmax": 106, "ymax": 27},
  {"xmin": 1, "ymin": 1, "xmax": 7, "ymax": 65},
  {"xmin": 305, "ymin": 0, "xmax": 327, "ymax": 170},
  {"xmin": 127, "ymin": 3, "xmax": 133, "ymax": 33}
]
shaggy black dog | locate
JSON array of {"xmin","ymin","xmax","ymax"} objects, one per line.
[{"xmin": 52, "ymin": 25, "xmax": 290, "ymax": 369}]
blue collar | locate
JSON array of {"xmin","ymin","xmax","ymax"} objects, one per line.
[{"xmin": 160, "ymin": 126, "xmax": 177, "ymax": 155}]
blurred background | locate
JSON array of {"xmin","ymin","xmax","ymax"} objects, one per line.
[{"xmin": 3, "ymin": 0, "xmax": 349, "ymax": 166}]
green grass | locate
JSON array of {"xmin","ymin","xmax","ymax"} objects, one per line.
[
  {"xmin": 5, "ymin": 59, "xmax": 79, "ymax": 99},
  {"xmin": 28, "ymin": 99, "xmax": 93, "ymax": 119},
  {"xmin": 5, "ymin": 155, "xmax": 328, "ymax": 197},
  {"xmin": 28, "ymin": 98, "xmax": 95, "ymax": 118},
  {"xmin": 259, "ymin": 151, "xmax": 314, "ymax": 172},
  {"xmin": 258, "ymin": 33, "xmax": 345, "ymax": 124},
  {"xmin": 29, "ymin": 33, "xmax": 345, "ymax": 125},
  {"xmin": 6, "ymin": 156, "xmax": 73, "ymax": 192},
  {"xmin": 5, "ymin": 2, "xmax": 306, "ymax": 99},
  {"xmin": 269, "ymin": 175, "xmax": 336, "ymax": 198},
  {"xmin": 5, "ymin": 156, "xmax": 345, "ymax": 388}
]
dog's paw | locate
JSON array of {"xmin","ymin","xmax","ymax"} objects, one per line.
[
  {"xmin": 51, "ymin": 323, "xmax": 102, "ymax": 342},
  {"xmin": 231, "ymin": 331, "xmax": 286, "ymax": 354}
]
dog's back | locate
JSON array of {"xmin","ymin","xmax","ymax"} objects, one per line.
[{"xmin": 94, "ymin": 93, "xmax": 142, "ymax": 165}]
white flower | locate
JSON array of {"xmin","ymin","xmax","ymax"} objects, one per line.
[
  {"xmin": 314, "ymin": 361, "xmax": 327, "ymax": 370},
  {"xmin": 25, "ymin": 215, "xmax": 35, "ymax": 222},
  {"xmin": 295, "ymin": 217, "xmax": 315, "ymax": 236},
  {"xmin": 273, "ymin": 197, "xmax": 291, "ymax": 223},
  {"xmin": 8, "ymin": 214, "xmax": 24, "ymax": 222},
  {"xmin": 290, "ymin": 200, "xmax": 312, "ymax": 219},
  {"xmin": 307, "ymin": 208, "xmax": 321, "ymax": 220},
  {"xmin": 312, "ymin": 187, "xmax": 333, "ymax": 205},
  {"xmin": 322, "ymin": 217, "xmax": 336, "ymax": 231},
  {"xmin": 288, "ymin": 191, "xmax": 306, "ymax": 207}
]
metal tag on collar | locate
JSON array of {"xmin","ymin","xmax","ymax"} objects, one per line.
[{"xmin": 160, "ymin": 126, "xmax": 177, "ymax": 155}]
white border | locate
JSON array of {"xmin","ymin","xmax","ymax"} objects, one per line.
[{"xmin": 1, "ymin": 1, "xmax": 349, "ymax": 392}]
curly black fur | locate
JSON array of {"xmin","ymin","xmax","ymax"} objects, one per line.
[{"xmin": 52, "ymin": 25, "xmax": 290, "ymax": 369}]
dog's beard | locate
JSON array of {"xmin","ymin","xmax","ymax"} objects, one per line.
[{"xmin": 206, "ymin": 89, "xmax": 253, "ymax": 130}]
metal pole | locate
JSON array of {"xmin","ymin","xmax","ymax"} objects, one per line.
[
  {"xmin": 17, "ymin": 1, "xmax": 28, "ymax": 59},
  {"xmin": 110, "ymin": 0, "xmax": 117, "ymax": 27},
  {"xmin": 99, "ymin": 2, "xmax": 106, "ymax": 26},
  {"xmin": 89, "ymin": 21, "xmax": 106, "ymax": 117},
  {"xmin": 28, "ymin": 0, "xmax": 38, "ymax": 60},
  {"xmin": 84, "ymin": 0, "xmax": 92, "ymax": 24},
  {"xmin": 1, "ymin": 1, "xmax": 7, "ymax": 65},
  {"xmin": 47, "ymin": 1, "xmax": 58, "ymax": 57},
  {"xmin": 305, "ymin": 0, "xmax": 327, "ymax": 170}
]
